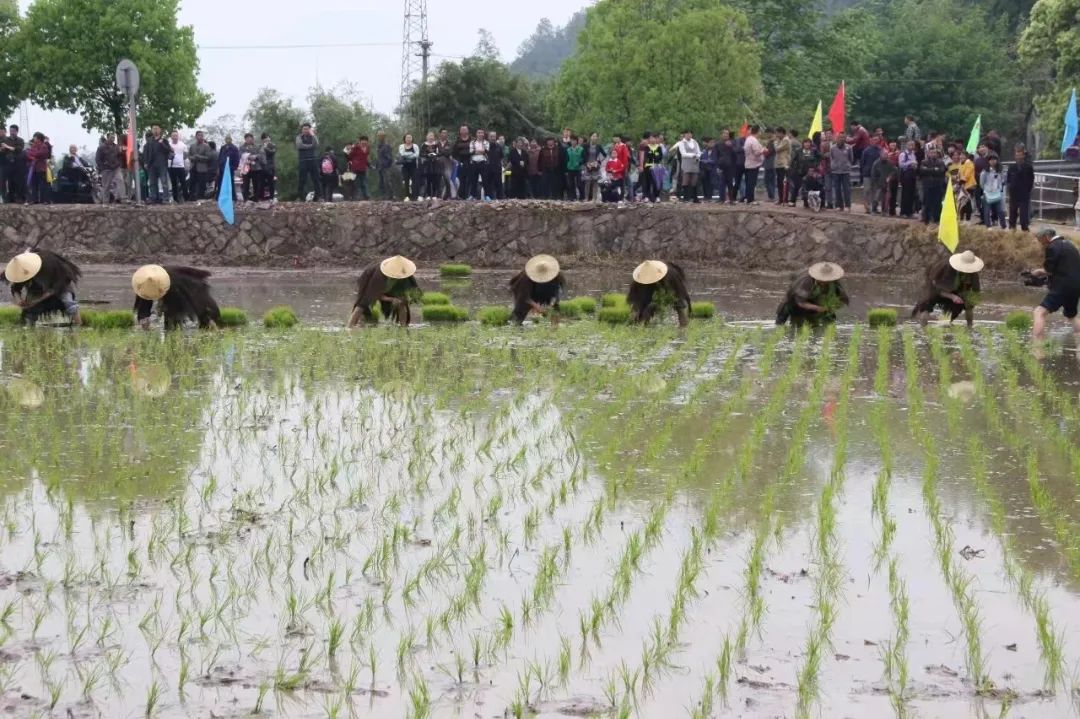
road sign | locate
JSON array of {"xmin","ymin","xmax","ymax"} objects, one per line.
[{"xmin": 115, "ymin": 59, "xmax": 140, "ymax": 97}]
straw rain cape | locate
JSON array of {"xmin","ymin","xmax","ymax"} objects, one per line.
[
  {"xmin": 353, "ymin": 265, "xmax": 419, "ymax": 324},
  {"xmin": 135, "ymin": 267, "xmax": 221, "ymax": 329},
  {"xmin": 627, "ymin": 262, "xmax": 691, "ymax": 322}
]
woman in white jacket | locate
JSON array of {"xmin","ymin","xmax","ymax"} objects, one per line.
[{"xmin": 979, "ymin": 154, "xmax": 1006, "ymax": 229}]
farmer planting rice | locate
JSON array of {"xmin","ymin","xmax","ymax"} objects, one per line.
[
  {"xmin": 509, "ymin": 254, "xmax": 565, "ymax": 325},
  {"xmin": 1030, "ymin": 227, "xmax": 1080, "ymax": 340},
  {"xmin": 348, "ymin": 255, "xmax": 421, "ymax": 328},
  {"xmin": 912, "ymin": 250, "xmax": 984, "ymax": 328},
  {"xmin": 627, "ymin": 260, "xmax": 691, "ymax": 327},
  {"xmin": 3, "ymin": 249, "xmax": 82, "ymax": 326},
  {"xmin": 132, "ymin": 264, "xmax": 221, "ymax": 330},
  {"xmin": 776, "ymin": 262, "xmax": 849, "ymax": 327}
]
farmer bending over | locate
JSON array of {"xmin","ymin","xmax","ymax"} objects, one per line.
[
  {"xmin": 912, "ymin": 251, "xmax": 983, "ymax": 328},
  {"xmin": 627, "ymin": 260, "xmax": 691, "ymax": 327},
  {"xmin": 132, "ymin": 264, "xmax": 221, "ymax": 330},
  {"xmin": 349, "ymin": 255, "xmax": 420, "ymax": 327},
  {"xmin": 776, "ymin": 262, "xmax": 849, "ymax": 327},
  {"xmin": 510, "ymin": 254, "xmax": 564, "ymax": 326},
  {"xmin": 4, "ymin": 249, "xmax": 82, "ymax": 326}
]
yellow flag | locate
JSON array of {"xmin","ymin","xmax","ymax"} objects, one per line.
[
  {"xmin": 808, "ymin": 101, "xmax": 823, "ymax": 137},
  {"xmin": 938, "ymin": 180, "xmax": 959, "ymax": 252}
]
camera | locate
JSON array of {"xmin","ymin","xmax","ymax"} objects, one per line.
[{"xmin": 1020, "ymin": 270, "xmax": 1048, "ymax": 287}]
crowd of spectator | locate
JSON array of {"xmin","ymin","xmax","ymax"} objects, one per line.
[{"xmin": 2, "ymin": 115, "xmax": 1079, "ymax": 232}]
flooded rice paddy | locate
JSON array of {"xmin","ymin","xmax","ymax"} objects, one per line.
[{"xmin": 2, "ymin": 270, "xmax": 1080, "ymax": 718}]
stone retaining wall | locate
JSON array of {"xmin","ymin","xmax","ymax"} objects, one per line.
[{"xmin": 0, "ymin": 201, "xmax": 1044, "ymax": 276}]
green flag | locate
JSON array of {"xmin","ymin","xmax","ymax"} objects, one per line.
[{"xmin": 965, "ymin": 115, "xmax": 982, "ymax": 154}]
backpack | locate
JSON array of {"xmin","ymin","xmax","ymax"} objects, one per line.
[{"xmin": 321, "ymin": 156, "xmax": 334, "ymax": 174}]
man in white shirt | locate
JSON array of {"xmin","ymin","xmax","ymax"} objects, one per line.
[
  {"xmin": 675, "ymin": 129, "xmax": 701, "ymax": 203},
  {"xmin": 742, "ymin": 126, "xmax": 765, "ymax": 204},
  {"xmin": 168, "ymin": 130, "xmax": 188, "ymax": 203}
]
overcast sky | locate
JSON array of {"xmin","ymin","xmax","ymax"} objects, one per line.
[{"xmin": 5, "ymin": 0, "xmax": 586, "ymax": 150}]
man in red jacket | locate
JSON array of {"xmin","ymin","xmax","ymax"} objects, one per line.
[
  {"xmin": 847, "ymin": 121, "xmax": 871, "ymax": 185},
  {"xmin": 346, "ymin": 135, "xmax": 371, "ymax": 200}
]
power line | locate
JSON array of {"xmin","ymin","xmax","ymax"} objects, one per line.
[{"xmin": 199, "ymin": 42, "xmax": 399, "ymax": 50}]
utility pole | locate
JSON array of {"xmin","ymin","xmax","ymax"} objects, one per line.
[
  {"xmin": 416, "ymin": 39, "xmax": 432, "ymax": 132},
  {"xmin": 398, "ymin": 0, "xmax": 429, "ymax": 125}
]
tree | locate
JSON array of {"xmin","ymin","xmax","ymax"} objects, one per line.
[
  {"xmin": 404, "ymin": 56, "xmax": 550, "ymax": 139},
  {"xmin": 510, "ymin": 12, "xmax": 588, "ymax": 79},
  {"xmin": 547, "ymin": 0, "xmax": 763, "ymax": 136},
  {"xmin": 474, "ymin": 29, "xmax": 500, "ymax": 61},
  {"xmin": 0, "ymin": 0, "xmax": 21, "ymax": 120},
  {"xmin": 1020, "ymin": 0, "xmax": 1080, "ymax": 150},
  {"xmin": 14, "ymin": 0, "xmax": 210, "ymax": 134}
]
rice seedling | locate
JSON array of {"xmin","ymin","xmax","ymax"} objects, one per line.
[
  {"xmin": 421, "ymin": 304, "xmax": 469, "ymax": 322},
  {"xmin": 561, "ymin": 296, "xmax": 597, "ymax": 315},
  {"xmin": 1004, "ymin": 311, "xmax": 1032, "ymax": 332},
  {"xmin": 81, "ymin": 308, "xmax": 135, "ymax": 329},
  {"xmin": 439, "ymin": 263, "xmax": 472, "ymax": 277},
  {"xmin": 420, "ymin": 291, "xmax": 450, "ymax": 305},
  {"xmin": 477, "ymin": 305, "xmax": 512, "ymax": 326},
  {"xmin": 689, "ymin": 301, "xmax": 716, "ymax": 319},
  {"xmin": 217, "ymin": 307, "xmax": 249, "ymax": 326},
  {"xmin": 868, "ymin": 307, "xmax": 898, "ymax": 326},
  {"xmin": 262, "ymin": 305, "xmax": 299, "ymax": 328},
  {"xmin": 597, "ymin": 305, "xmax": 631, "ymax": 324},
  {"xmin": 601, "ymin": 293, "xmax": 627, "ymax": 308},
  {"xmin": 0, "ymin": 305, "xmax": 20, "ymax": 325}
]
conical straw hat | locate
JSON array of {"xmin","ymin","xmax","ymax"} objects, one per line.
[
  {"xmin": 809, "ymin": 262, "xmax": 845, "ymax": 282},
  {"xmin": 132, "ymin": 265, "xmax": 171, "ymax": 301},
  {"xmin": 949, "ymin": 250, "xmax": 984, "ymax": 274},
  {"xmin": 4, "ymin": 252, "xmax": 42, "ymax": 283},
  {"xmin": 6, "ymin": 378, "xmax": 43, "ymax": 409},
  {"xmin": 380, "ymin": 255, "xmax": 417, "ymax": 280},
  {"xmin": 525, "ymin": 254, "xmax": 560, "ymax": 283},
  {"xmin": 632, "ymin": 260, "xmax": 668, "ymax": 285}
]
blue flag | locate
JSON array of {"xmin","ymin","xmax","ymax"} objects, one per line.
[
  {"xmin": 1063, "ymin": 88, "xmax": 1078, "ymax": 155},
  {"xmin": 217, "ymin": 159, "xmax": 235, "ymax": 225}
]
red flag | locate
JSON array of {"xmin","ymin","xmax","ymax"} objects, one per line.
[
  {"xmin": 827, "ymin": 81, "xmax": 846, "ymax": 134},
  {"xmin": 738, "ymin": 121, "xmax": 749, "ymax": 138},
  {"xmin": 125, "ymin": 130, "xmax": 134, "ymax": 167}
]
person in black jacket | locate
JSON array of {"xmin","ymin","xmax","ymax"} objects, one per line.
[
  {"xmin": 296, "ymin": 123, "xmax": 320, "ymax": 201},
  {"xmin": 452, "ymin": 126, "xmax": 472, "ymax": 199},
  {"xmin": 1006, "ymin": 145, "xmax": 1035, "ymax": 232},
  {"xmin": 141, "ymin": 125, "xmax": 171, "ymax": 204},
  {"xmin": 509, "ymin": 255, "xmax": 564, "ymax": 325},
  {"xmin": 1031, "ymin": 228, "xmax": 1080, "ymax": 339},
  {"xmin": 918, "ymin": 147, "xmax": 948, "ymax": 225},
  {"xmin": 508, "ymin": 138, "xmax": 529, "ymax": 199},
  {"xmin": 487, "ymin": 134, "xmax": 505, "ymax": 200}
]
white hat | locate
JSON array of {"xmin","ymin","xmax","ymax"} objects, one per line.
[
  {"xmin": 4, "ymin": 252, "xmax": 42, "ymax": 283},
  {"xmin": 525, "ymin": 254, "xmax": 560, "ymax": 283},
  {"xmin": 380, "ymin": 255, "xmax": 417, "ymax": 280},
  {"xmin": 132, "ymin": 265, "xmax": 171, "ymax": 301},
  {"xmin": 949, "ymin": 250, "xmax": 984, "ymax": 274},
  {"xmin": 632, "ymin": 260, "xmax": 668, "ymax": 285},
  {"xmin": 809, "ymin": 262, "xmax": 845, "ymax": 282}
]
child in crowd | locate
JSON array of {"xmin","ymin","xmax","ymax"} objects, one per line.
[
  {"xmin": 319, "ymin": 147, "xmax": 338, "ymax": 202},
  {"xmin": 803, "ymin": 167, "xmax": 824, "ymax": 212}
]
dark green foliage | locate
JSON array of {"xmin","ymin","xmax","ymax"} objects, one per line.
[
  {"xmin": 690, "ymin": 302, "xmax": 716, "ymax": 319},
  {"xmin": 421, "ymin": 305, "xmax": 469, "ymax": 322},
  {"xmin": 477, "ymin": 306, "xmax": 512, "ymax": 326},
  {"xmin": 420, "ymin": 292, "xmax": 450, "ymax": 306},
  {"xmin": 510, "ymin": 12, "xmax": 588, "ymax": 79},
  {"xmin": 868, "ymin": 308, "xmax": 898, "ymax": 327},
  {"xmin": 263, "ymin": 306, "xmax": 299, "ymax": 329},
  {"xmin": 1005, "ymin": 311, "xmax": 1033, "ymax": 331},
  {"xmin": 597, "ymin": 306, "xmax": 631, "ymax": 325},
  {"xmin": 217, "ymin": 308, "xmax": 249, "ymax": 327},
  {"xmin": 81, "ymin": 310, "xmax": 135, "ymax": 330},
  {"xmin": 439, "ymin": 264, "xmax": 473, "ymax": 278}
]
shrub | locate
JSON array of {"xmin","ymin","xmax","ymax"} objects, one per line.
[
  {"xmin": 263, "ymin": 306, "xmax": 299, "ymax": 328},
  {"xmin": 690, "ymin": 301, "xmax": 716, "ymax": 319},
  {"xmin": 218, "ymin": 308, "xmax": 249, "ymax": 327},
  {"xmin": 439, "ymin": 263, "xmax": 473, "ymax": 277},
  {"xmin": 81, "ymin": 309, "xmax": 134, "ymax": 329},
  {"xmin": 1005, "ymin": 311, "xmax": 1032, "ymax": 332},
  {"xmin": 477, "ymin": 306, "xmax": 511, "ymax": 326},
  {"xmin": 0, "ymin": 306, "xmax": 21, "ymax": 326},
  {"xmin": 422, "ymin": 304, "xmax": 469, "ymax": 322},
  {"xmin": 562, "ymin": 296, "xmax": 597, "ymax": 315},
  {"xmin": 602, "ymin": 293, "xmax": 627, "ymax": 308},
  {"xmin": 868, "ymin": 308, "xmax": 898, "ymax": 327},
  {"xmin": 598, "ymin": 305, "xmax": 631, "ymax": 325},
  {"xmin": 421, "ymin": 291, "xmax": 450, "ymax": 306}
]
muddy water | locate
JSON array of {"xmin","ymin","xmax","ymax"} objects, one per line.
[
  {"xmin": 1, "ymin": 323, "xmax": 1080, "ymax": 718},
  {"xmin": 72, "ymin": 264, "xmax": 1043, "ymax": 324}
]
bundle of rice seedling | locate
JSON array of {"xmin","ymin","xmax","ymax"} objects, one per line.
[
  {"xmin": 597, "ymin": 305, "xmax": 631, "ymax": 324},
  {"xmin": 868, "ymin": 308, "xmax": 898, "ymax": 327},
  {"xmin": 439, "ymin": 263, "xmax": 472, "ymax": 277},
  {"xmin": 263, "ymin": 306, "xmax": 299, "ymax": 328},
  {"xmin": 562, "ymin": 296, "xmax": 597, "ymax": 315},
  {"xmin": 420, "ymin": 292, "xmax": 450, "ymax": 306},
  {"xmin": 601, "ymin": 293, "xmax": 627, "ymax": 308},
  {"xmin": 690, "ymin": 302, "xmax": 716, "ymax": 319},
  {"xmin": 422, "ymin": 305, "xmax": 469, "ymax": 322},
  {"xmin": 217, "ymin": 308, "xmax": 249, "ymax": 327},
  {"xmin": 477, "ymin": 306, "xmax": 511, "ymax": 326},
  {"xmin": 1004, "ymin": 311, "xmax": 1032, "ymax": 332},
  {"xmin": 81, "ymin": 309, "xmax": 135, "ymax": 329},
  {"xmin": 0, "ymin": 306, "xmax": 21, "ymax": 325}
]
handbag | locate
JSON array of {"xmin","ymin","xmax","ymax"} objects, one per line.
[
  {"xmin": 341, "ymin": 171, "xmax": 356, "ymax": 182},
  {"xmin": 984, "ymin": 190, "xmax": 1002, "ymax": 204}
]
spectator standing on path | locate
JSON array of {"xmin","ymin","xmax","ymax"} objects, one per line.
[
  {"xmin": 847, "ymin": 121, "xmax": 871, "ymax": 184},
  {"xmin": 376, "ymin": 131, "xmax": 394, "ymax": 200},
  {"xmin": 904, "ymin": 115, "xmax": 921, "ymax": 143},
  {"xmin": 296, "ymin": 123, "xmax": 320, "ymax": 202},
  {"xmin": 772, "ymin": 127, "xmax": 791, "ymax": 205},
  {"xmin": 526, "ymin": 139, "xmax": 542, "ymax": 198},
  {"xmin": 675, "ymin": 129, "xmax": 701, "ymax": 203},
  {"xmin": 450, "ymin": 126, "xmax": 471, "ymax": 199},
  {"xmin": 167, "ymin": 130, "xmax": 188, "ymax": 203},
  {"xmin": 142, "ymin": 125, "xmax": 171, "ymax": 204},
  {"xmin": 700, "ymin": 137, "xmax": 717, "ymax": 202},
  {"xmin": 972, "ymin": 143, "xmax": 990, "ymax": 221},
  {"xmin": 347, "ymin": 135, "xmax": 370, "ymax": 200},
  {"xmin": 1030, "ymin": 227, "xmax": 1080, "ymax": 339},
  {"xmin": 0, "ymin": 126, "xmax": 10, "ymax": 202},
  {"xmin": 763, "ymin": 129, "xmax": 777, "ymax": 201},
  {"xmin": 539, "ymin": 137, "xmax": 561, "ymax": 200},
  {"xmin": 4, "ymin": 125, "xmax": 27, "ymax": 203},
  {"xmin": 742, "ymin": 126, "xmax": 765, "ymax": 204},
  {"xmin": 565, "ymin": 136, "xmax": 584, "ymax": 201},
  {"xmin": 258, "ymin": 134, "xmax": 276, "ymax": 201},
  {"xmin": 508, "ymin": 137, "xmax": 528, "ymax": 199},
  {"xmin": 582, "ymin": 133, "xmax": 606, "ymax": 203},
  {"xmin": 239, "ymin": 133, "xmax": 260, "ymax": 202},
  {"xmin": 898, "ymin": 140, "xmax": 919, "ymax": 218},
  {"xmin": 96, "ymin": 133, "xmax": 125, "ymax": 203},
  {"xmin": 188, "ymin": 131, "xmax": 215, "ymax": 201},
  {"xmin": 26, "ymin": 133, "xmax": 52, "ymax": 204},
  {"xmin": 488, "ymin": 133, "xmax": 505, "ymax": 200},
  {"xmin": 828, "ymin": 135, "xmax": 853, "ymax": 211},
  {"xmin": 319, "ymin": 146, "xmax": 339, "ymax": 202},
  {"xmin": 789, "ymin": 138, "xmax": 817, "ymax": 209},
  {"xmin": 437, "ymin": 129, "xmax": 454, "ymax": 199},
  {"xmin": 638, "ymin": 132, "xmax": 659, "ymax": 202},
  {"xmin": 980, "ymin": 153, "xmax": 1006, "ymax": 228},
  {"xmin": 919, "ymin": 147, "xmax": 948, "ymax": 224},
  {"xmin": 465, "ymin": 129, "xmax": 488, "ymax": 200},
  {"xmin": 860, "ymin": 140, "xmax": 882, "ymax": 212},
  {"xmin": 399, "ymin": 133, "xmax": 420, "ymax": 201},
  {"xmin": 216, "ymin": 135, "xmax": 240, "ymax": 202},
  {"xmin": 419, "ymin": 132, "xmax": 441, "ymax": 200},
  {"xmin": 715, "ymin": 130, "xmax": 736, "ymax": 204},
  {"xmin": 869, "ymin": 150, "xmax": 897, "ymax": 215},
  {"xmin": 1006, "ymin": 145, "xmax": 1035, "ymax": 232}
]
